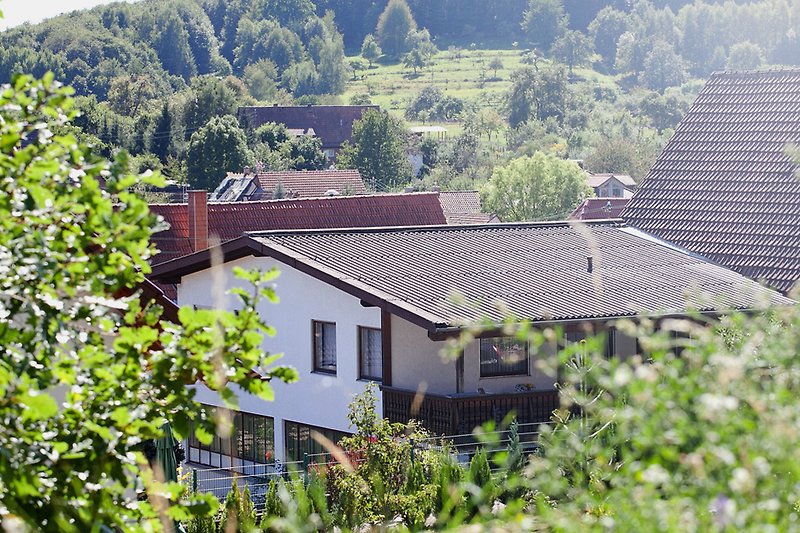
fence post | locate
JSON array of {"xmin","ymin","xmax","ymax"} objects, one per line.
[
  {"xmin": 192, "ymin": 468, "xmax": 197, "ymax": 494},
  {"xmin": 410, "ymin": 438, "xmax": 415, "ymax": 465},
  {"xmin": 302, "ymin": 452, "xmax": 309, "ymax": 487}
]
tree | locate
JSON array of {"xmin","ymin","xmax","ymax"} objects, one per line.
[
  {"xmin": 183, "ymin": 76, "xmax": 240, "ymax": 140},
  {"xmin": 506, "ymin": 65, "xmax": 569, "ymax": 128},
  {"xmin": 187, "ymin": 115, "xmax": 253, "ymax": 189},
  {"xmin": 551, "ymin": 30, "xmax": 593, "ymax": 75},
  {"xmin": 361, "ymin": 34, "xmax": 382, "ymax": 67},
  {"xmin": 489, "ymin": 56, "xmax": 504, "ymax": 79},
  {"xmin": 640, "ymin": 40, "xmax": 685, "ymax": 93},
  {"xmin": 337, "ymin": 109, "xmax": 410, "ymax": 190},
  {"xmin": 243, "ymin": 59, "xmax": 280, "ymax": 102},
  {"xmin": 588, "ymin": 6, "xmax": 628, "ymax": 70},
  {"xmin": 376, "ymin": 0, "xmax": 417, "ymax": 59},
  {"xmin": 289, "ymin": 135, "xmax": 327, "ymax": 170},
  {"xmin": 726, "ymin": 41, "xmax": 765, "ymax": 70},
  {"xmin": 403, "ymin": 47, "xmax": 427, "ymax": 75},
  {"xmin": 150, "ymin": 100, "xmax": 173, "ymax": 163},
  {"xmin": 480, "ymin": 152, "xmax": 591, "ymax": 221},
  {"xmin": 522, "ymin": 0, "xmax": 568, "ymax": 51},
  {"xmin": 0, "ymin": 73, "xmax": 298, "ymax": 530},
  {"xmin": 584, "ymin": 136, "xmax": 659, "ymax": 182}
]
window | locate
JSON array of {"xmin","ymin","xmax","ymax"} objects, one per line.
[
  {"xmin": 188, "ymin": 407, "xmax": 275, "ymax": 465},
  {"xmin": 359, "ymin": 327, "xmax": 382, "ymax": 381},
  {"xmin": 313, "ymin": 321, "xmax": 337, "ymax": 373},
  {"xmin": 612, "ymin": 186, "xmax": 623, "ymax": 197},
  {"xmin": 479, "ymin": 337, "xmax": 529, "ymax": 377},
  {"xmin": 284, "ymin": 421, "xmax": 349, "ymax": 463}
]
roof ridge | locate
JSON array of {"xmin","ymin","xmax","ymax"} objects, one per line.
[
  {"xmin": 247, "ymin": 219, "xmax": 625, "ymax": 238},
  {"xmin": 710, "ymin": 67, "xmax": 800, "ymax": 78}
]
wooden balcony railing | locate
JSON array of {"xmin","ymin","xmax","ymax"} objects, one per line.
[{"xmin": 381, "ymin": 386, "xmax": 559, "ymax": 436}]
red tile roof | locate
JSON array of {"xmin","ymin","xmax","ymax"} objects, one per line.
[
  {"xmin": 238, "ymin": 105, "xmax": 378, "ymax": 151},
  {"xmin": 148, "ymin": 192, "xmax": 447, "ymax": 265},
  {"xmin": 622, "ymin": 69, "xmax": 800, "ymax": 294},
  {"xmin": 253, "ymin": 170, "xmax": 366, "ymax": 198},
  {"xmin": 570, "ymin": 198, "xmax": 630, "ymax": 220}
]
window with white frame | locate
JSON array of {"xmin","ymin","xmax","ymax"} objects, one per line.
[
  {"xmin": 479, "ymin": 337, "xmax": 529, "ymax": 377},
  {"xmin": 313, "ymin": 320, "xmax": 337, "ymax": 373},
  {"xmin": 359, "ymin": 326, "xmax": 382, "ymax": 381}
]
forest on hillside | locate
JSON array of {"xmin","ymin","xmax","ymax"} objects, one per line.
[{"xmin": 2, "ymin": 0, "xmax": 800, "ymax": 204}]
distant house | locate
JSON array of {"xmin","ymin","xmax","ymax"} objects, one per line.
[
  {"xmin": 238, "ymin": 105, "xmax": 378, "ymax": 159},
  {"xmin": 570, "ymin": 198, "xmax": 629, "ymax": 221},
  {"xmin": 623, "ymin": 69, "xmax": 800, "ymax": 295},
  {"xmin": 437, "ymin": 191, "xmax": 499, "ymax": 224},
  {"xmin": 150, "ymin": 221, "xmax": 789, "ymax": 468},
  {"xmin": 586, "ymin": 173, "xmax": 636, "ymax": 198},
  {"xmin": 211, "ymin": 170, "xmax": 367, "ymax": 202}
]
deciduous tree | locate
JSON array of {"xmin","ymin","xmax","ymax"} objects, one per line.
[
  {"xmin": 187, "ymin": 115, "xmax": 253, "ymax": 189},
  {"xmin": 522, "ymin": 0, "xmax": 568, "ymax": 51},
  {"xmin": 376, "ymin": 0, "xmax": 417, "ymax": 59},
  {"xmin": 0, "ymin": 73, "xmax": 297, "ymax": 531},
  {"xmin": 480, "ymin": 152, "xmax": 590, "ymax": 221},
  {"xmin": 361, "ymin": 34, "xmax": 382, "ymax": 67},
  {"xmin": 337, "ymin": 109, "xmax": 410, "ymax": 190}
]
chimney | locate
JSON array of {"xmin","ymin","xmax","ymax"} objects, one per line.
[
  {"xmin": 587, "ymin": 256, "xmax": 593, "ymax": 273},
  {"xmin": 187, "ymin": 190, "xmax": 208, "ymax": 252}
]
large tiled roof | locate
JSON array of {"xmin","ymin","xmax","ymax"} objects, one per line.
[
  {"xmin": 571, "ymin": 198, "xmax": 630, "ymax": 220},
  {"xmin": 622, "ymin": 69, "xmax": 800, "ymax": 294},
  {"xmin": 238, "ymin": 105, "xmax": 378, "ymax": 150},
  {"xmin": 148, "ymin": 192, "xmax": 446, "ymax": 265},
  {"xmin": 241, "ymin": 222, "xmax": 791, "ymax": 329}
]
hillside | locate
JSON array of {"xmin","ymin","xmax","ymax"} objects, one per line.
[{"xmin": 0, "ymin": 0, "xmax": 798, "ymax": 192}]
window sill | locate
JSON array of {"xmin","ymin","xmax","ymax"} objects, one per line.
[{"xmin": 312, "ymin": 369, "xmax": 337, "ymax": 376}]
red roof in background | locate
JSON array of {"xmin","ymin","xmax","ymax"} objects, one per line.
[
  {"xmin": 570, "ymin": 198, "xmax": 629, "ymax": 220},
  {"xmin": 149, "ymin": 192, "xmax": 447, "ymax": 266},
  {"xmin": 238, "ymin": 105, "xmax": 378, "ymax": 150},
  {"xmin": 254, "ymin": 170, "xmax": 366, "ymax": 198}
]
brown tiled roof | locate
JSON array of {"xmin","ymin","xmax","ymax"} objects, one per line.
[
  {"xmin": 229, "ymin": 222, "xmax": 789, "ymax": 329},
  {"xmin": 437, "ymin": 191, "xmax": 497, "ymax": 224},
  {"xmin": 148, "ymin": 192, "xmax": 446, "ymax": 265},
  {"xmin": 238, "ymin": 105, "xmax": 378, "ymax": 150},
  {"xmin": 622, "ymin": 69, "xmax": 800, "ymax": 295},
  {"xmin": 255, "ymin": 170, "xmax": 366, "ymax": 198},
  {"xmin": 571, "ymin": 198, "xmax": 630, "ymax": 220}
]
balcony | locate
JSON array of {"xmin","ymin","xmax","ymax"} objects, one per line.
[{"xmin": 381, "ymin": 386, "xmax": 559, "ymax": 436}]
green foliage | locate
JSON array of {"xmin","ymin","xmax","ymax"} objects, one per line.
[
  {"xmin": 506, "ymin": 65, "xmax": 569, "ymax": 128},
  {"xmin": 336, "ymin": 109, "xmax": 410, "ymax": 190},
  {"xmin": 376, "ymin": 0, "xmax": 417, "ymax": 59},
  {"xmin": 327, "ymin": 383, "xmax": 441, "ymax": 529},
  {"xmin": 480, "ymin": 152, "xmax": 591, "ymax": 221},
  {"xmin": 361, "ymin": 34, "xmax": 382, "ymax": 67},
  {"xmin": 522, "ymin": 0, "xmax": 568, "ymax": 51},
  {"xmin": 405, "ymin": 86, "xmax": 464, "ymax": 121},
  {"xmin": 289, "ymin": 135, "xmax": 328, "ymax": 170},
  {"xmin": 550, "ymin": 30, "xmax": 593, "ymax": 75},
  {"xmin": 588, "ymin": 6, "xmax": 629, "ymax": 70},
  {"xmin": 641, "ymin": 40, "xmax": 686, "ymax": 93},
  {"xmin": 727, "ymin": 41, "xmax": 765, "ymax": 70},
  {"xmin": 219, "ymin": 479, "xmax": 257, "ymax": 532},
  {"xmin": 187, "ymin": 115, "xmax": 253, "ymax": 190},
  {"xmin": 0, "ymin": 73, "xmax": 297, "ymax": 531}
]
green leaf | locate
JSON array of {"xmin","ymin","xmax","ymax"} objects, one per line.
[{"xmin": 18, "ymin": 392, "xmax": 58, "ymax": 421}]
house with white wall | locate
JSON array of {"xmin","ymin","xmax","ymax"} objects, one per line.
[{"xmin": 150, "ymin": 221, "xmax": 791, "ymax": 468}]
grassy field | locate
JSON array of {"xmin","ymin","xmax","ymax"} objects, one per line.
[
  {"xmin": 343, "ymin": 47, "xmax": 620, "ymax": 134},
  {"xmin": 344, "ymin": 48, "xmax": 524, "ymax": 131}
]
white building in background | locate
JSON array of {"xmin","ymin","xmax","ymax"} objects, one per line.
[{"xmin": 151, "ymin": 221, "xmax": 790, "ymax": 469}]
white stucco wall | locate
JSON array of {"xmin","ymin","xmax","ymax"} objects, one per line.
[
  {"xmin": 390, "ymin": 315, "xmax": 455, "ymax": 392},
  {"xmin": 178, "ymin": 255, "xmax": 381, "ymax": 462}
]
